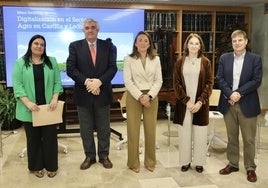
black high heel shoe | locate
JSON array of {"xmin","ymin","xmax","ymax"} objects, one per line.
[
  {"xmin": 181, "ymin": 163, "xmax": 191, "ymax": 172},
  {"xmin": 196, "ymin": 166, "xmax": 204, "ymax": 173}
]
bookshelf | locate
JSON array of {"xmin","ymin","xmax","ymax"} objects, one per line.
[
  {"xmin": 216, "ymin": 12, "xmax": 245, "ymax": 31},
  {"xmin": 143, "ymin": 7, "xmax": 250, "ymax": 80}
]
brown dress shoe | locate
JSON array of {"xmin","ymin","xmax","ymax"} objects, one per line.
[
  {"xmin": 99, "ymin": 157, "xmax": 113, "ymax": 169},
  {"xmin": 247, "ymin": 170, "xmax": 257, "ymax": 182},
  {"xmin": 80, "ymin": 157, "xmax": 96, "ymax": 170},
  {"xmin": 219, "ymin": 165, "xmax": 239, "ymax": 175}
]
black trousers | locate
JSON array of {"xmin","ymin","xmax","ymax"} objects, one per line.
[{"xmin": 24, "ymin": 122, "xmax": 58, "ymax": 172}]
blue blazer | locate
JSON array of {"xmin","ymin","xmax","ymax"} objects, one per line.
[
  {"xmin": 66, "ymin": 38, "xmax": 117, "ymax": 108},
  {"xmin": 216, "ymin": 52, "xmax": 262, "ymax": 117}
]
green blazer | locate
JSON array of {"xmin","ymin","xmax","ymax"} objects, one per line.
[{"xmin": 12, "ymin": 56, "xmax": 63, "ymax": 122}]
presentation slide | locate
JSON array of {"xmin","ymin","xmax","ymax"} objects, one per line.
[{"xmin": 3, "ymin": 6, "xmax": 145, "ymax": 87}]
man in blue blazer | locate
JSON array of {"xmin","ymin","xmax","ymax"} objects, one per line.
[
  {"xmin": 67, "ymin": 18, "xmax": 117, "ymax": 170},
  {"xmin": 216, "ymin": 30, "xmax": 262, "ymax": 182}
]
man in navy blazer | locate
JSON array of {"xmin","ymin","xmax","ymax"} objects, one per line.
[
  {"xmin": 216, "ymin": 30, "xmax": 262, "ymax": 182},
  {"xmin": 67, "ymin": 18, "xmax": 117, "ymax": 170}
]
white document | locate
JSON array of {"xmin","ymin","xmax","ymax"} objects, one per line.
[{"xmin": 32, "ymin": 100, "xmax": 65, "ymax": 127}]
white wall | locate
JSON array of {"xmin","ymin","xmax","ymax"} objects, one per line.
[{"xmin": 251, "ymin": 4, "xmax": 268, "ymax": 110}]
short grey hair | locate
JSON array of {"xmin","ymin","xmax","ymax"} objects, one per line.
[{"xmin": 83, "ymin": 18, "xmax": 99, "ymax": 31}]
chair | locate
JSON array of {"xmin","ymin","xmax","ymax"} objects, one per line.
[
  {"xmin": 206, "ymin": 89, "xmax": 227, "ymax": 156},
  {"xmin": 116, "ymin": 91, "xmax": 160, "ymax": 151},
  {"xmin": 116, "ymin": 91, "xmax": 128, "ymax": 150},
  {"xmin": 19, "ymin": 142, "xmax": 68, "ymax": 158}
]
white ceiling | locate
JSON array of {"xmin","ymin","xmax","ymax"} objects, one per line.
[{"xmin": 64, "ymin": 0, "xmax": 266, "ymax": 7}]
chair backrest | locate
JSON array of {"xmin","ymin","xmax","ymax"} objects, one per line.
[
  {"xmin": 117, "ymin": 91, "xmax": 127, "ymax": 119},
  {"xmin": 209, "ymin": 89, "xmax": 221, "ymax": 107},
  {"xmin": 118, "ymin": 91, "xmax": 127, "ymax": 108}
]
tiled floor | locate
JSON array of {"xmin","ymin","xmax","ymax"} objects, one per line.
[{"xmin": 0, "ymin": 117, "xmax": 268, "ymax": 188}]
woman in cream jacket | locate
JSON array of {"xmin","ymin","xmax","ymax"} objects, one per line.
[{"xmin": 123, "ymin": 31, "xmax": 162, "ymax": 173}]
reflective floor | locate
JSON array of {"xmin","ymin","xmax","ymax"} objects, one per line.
[{"xmin": 1, "ymin": 118, "xmax": 268, "ymax": 188}]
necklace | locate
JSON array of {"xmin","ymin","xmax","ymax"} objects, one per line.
[{"xmin": 188, "ymin": 57, "xmax": 198, "ymax": 65}]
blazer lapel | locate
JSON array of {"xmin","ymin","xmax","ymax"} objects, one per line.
[
  {"xmin": 239, "ymin": 52, "xmax": 250, "ymax": 86},
  {"xmin": 135, "ymin": 58, "xmax": 148, "ymax": 81}
]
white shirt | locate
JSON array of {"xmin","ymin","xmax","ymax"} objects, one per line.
[{"xmin": 232, "ymin": 52, "xmax": 245, "ymax": 91}]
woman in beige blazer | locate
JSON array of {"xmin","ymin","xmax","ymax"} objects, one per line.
[{"xmin": 123, "ymin": 31, "xmax": 163, "ymax": 173}]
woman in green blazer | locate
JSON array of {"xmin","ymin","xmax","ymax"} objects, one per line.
[{"xmin": 12, "ymin": 35, "xmax": 63, "ymax": 178}]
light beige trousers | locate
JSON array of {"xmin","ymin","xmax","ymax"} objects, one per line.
[{"xmin": 178, "ymin": 110, "xmax": 208, "ymax": 166}]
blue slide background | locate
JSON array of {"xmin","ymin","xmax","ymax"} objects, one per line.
[{"xmin": 3, "ymin": 6, "xmax": 144, "ymax": 87}]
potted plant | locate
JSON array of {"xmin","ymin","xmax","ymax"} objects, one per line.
[{"xmin": 0, "ymin": 84, "xmax": 17, "ymax": 130}]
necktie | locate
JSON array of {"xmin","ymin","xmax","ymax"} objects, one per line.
[{"xmin": 89, "ymin": 43, "xmax": 96, "ymax": 66}]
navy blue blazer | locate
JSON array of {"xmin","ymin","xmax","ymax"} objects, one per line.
[
  {"xmin": 66, "ymin": 38, "xmax": 117, "ymax": 108},
  {"xmin": 216, "ymin": 51, "xmax": 262, "ymax": 117}
]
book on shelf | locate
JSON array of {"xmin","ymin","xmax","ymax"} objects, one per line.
[
  {"xmin": 146, "ymin": 11, "xmax": 177, "ymax": 31},
  {"xmin": 0, "ymin": 32, "xmax": 3, "ymax": 51},
  {"xmin": 0, "ymin": 55, "xmax": 5, "ymax": 81},
  {"xmin": 190, "ymin": 14, "xmax": 195, "ymax": 31},
  {"xmin": 182, "ymin": 13, "xmax": 188, "ymax": 31},
  {"xmin": 216, "ymin": 13, "xmax": 245, "ymax": 31},
  {"xmin": 198, "ymin": 33, "xmax": 213, "ymax": 52},
  {"xmin": 182, "ymin": 13, "xmax": 212, "ymax": 31}
]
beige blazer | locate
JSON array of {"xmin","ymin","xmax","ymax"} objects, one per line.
[{"xmin": 123, "ymin": 55, "xmax": 163, "ymax": 100}]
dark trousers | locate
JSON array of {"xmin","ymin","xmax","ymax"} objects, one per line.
[
  {"xmin": 24, "ymin": 122, "xmax": 58, "ymax": 172},
  {"xmin": 77, "ymin": 103, "xmax": 111, "ymax": 160}
]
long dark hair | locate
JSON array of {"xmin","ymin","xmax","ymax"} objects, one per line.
[
  {"xmin": 129, "ymin": 31, "xmax": 157, "ymax": 60},
  {"xmin": 23, "ymin": 34, "xmax": 52, "ymax": 69}
]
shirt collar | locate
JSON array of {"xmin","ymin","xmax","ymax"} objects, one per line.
[
  {"xmin": 233, "ymin": 51, "xmax": 246, "ymax": 59},
  {"xmin": 87, "ymin": 40, "xmax": 96, "ymax": 46}
]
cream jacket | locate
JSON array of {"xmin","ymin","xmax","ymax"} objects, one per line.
[{"xmin": 123, "ymin": 55, "xmax": 163, "ymax": 100}]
